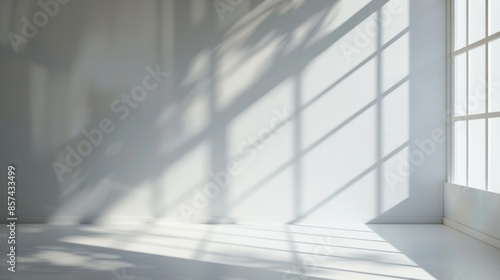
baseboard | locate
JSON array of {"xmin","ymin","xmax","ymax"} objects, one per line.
[
  {"xmin": 2, "ymin": 216, "xmax": 444, "ymax": 225},
  {"xmin": 443, "ymin": 217, "xmax": 500, "ymax": 250},
  {"xmin": 367, "ymin": 216, "xmax": 443, "ymax": 224}
]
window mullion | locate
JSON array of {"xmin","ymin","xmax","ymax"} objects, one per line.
[
  {"xmin": 465, "ymin": 0, "xmax": 469, "ymax": 186},
  {"xmin": 485, "ymin": 0, "xmax": 489, "ymax": 191}
]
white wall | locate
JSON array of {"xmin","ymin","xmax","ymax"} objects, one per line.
[
  {"xmin": 0, "ymin": 0, "xmax": 446, "ymax": 224},
  {"xmin": 444, "ymin": 182, "xmax": 500, "ymax": 249}
]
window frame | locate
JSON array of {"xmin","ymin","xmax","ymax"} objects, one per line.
[{"xmin": 448, "ymin": 0, "xmax": 500, "ymax": 192}]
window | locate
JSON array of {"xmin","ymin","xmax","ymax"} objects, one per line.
[{"xmin": 450, "ymin": 0, "xmax": 500, "ymax": 193}]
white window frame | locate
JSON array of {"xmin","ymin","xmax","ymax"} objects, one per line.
[{"xmin": 448, "ymin": 0, "xmax": 500, "ymax": 192}]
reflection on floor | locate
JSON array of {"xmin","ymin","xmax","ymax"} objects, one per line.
[{"xmin": 1, "ymin": 224, "xmax": 499, "ymax": 280}]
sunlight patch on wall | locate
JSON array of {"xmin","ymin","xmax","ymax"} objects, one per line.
[
  {"xmin": 226, "ymin": 77, "xmax": 294, "ymax": 220},
  {"xmin": 227, "ymin": 77, "xmax": 294, "ymax": 157},
  {"xmin": 381, "ymin": 0, "xmax": 409, "ymax": 45},
  {"xmin": 381, "ymin": 32, "xmax": 409, "ymax": 93},
  {"xmin": 217, "ymin": 33, "xmax": 280, "ymax": 110},
  {"xmin": 155, "ymin": 140, "xmax": 211, "ymax": 218},
  {"xmin": 302, "ymin": 1, "xmax": 368, "ymax": 49},
  {"xmin": 229, "ymin": 166, "xmax": 295, "ymax": 222},
  {"xmin": 302, "ymin": 107, "xmax": 377, "ymax": 217},
  {"xmin": 381, "ymin": 81, "xmax": 409, "ymax": 158},
  {"xmin": 300, "ymin": 170, "xmax": 377, "ymax": 223},
  {"xmin": 381, "ymin": 146, "xmax": 410, "ymax": 213},
  {"xmin": 301, "ymin": 58, "xmax": 377, "ymax": 148}
]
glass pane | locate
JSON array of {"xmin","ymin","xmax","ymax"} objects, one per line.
[
  {"xmin": 469, "ymin": 119, "xmax": 486, "ymax": 190},
  {"xmin": 469, "ymin": 46, "xmax": 486, "ymax": 114},
  {"xmin": 454, "ymin": 54, "xmax": 467, "ymax": 116},
  {"xmin": 453, "ymin": 121, "xmax": 467, "ymax": 186},
  {"xmin": 489, "ymin": 0, "xmax": 500, "ymax": 35},
  {"xmin": 489, "ymin": 118, "xmax": 500, "ymax": 193},
  {"xmin": 489, "ymin": 39, "xmax": 500, "ymax": 112},
  {"xmin": 454, "ymin": 0, "xmax": 467, "ymax": 50},
  {"xmin": 469, "ymin": 0, "xmax": 486, "ymax": 43}
]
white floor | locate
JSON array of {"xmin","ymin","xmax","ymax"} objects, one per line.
[{"xmin": 1, "ymin": 224, "xmax": 499, "ymax": 280}]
